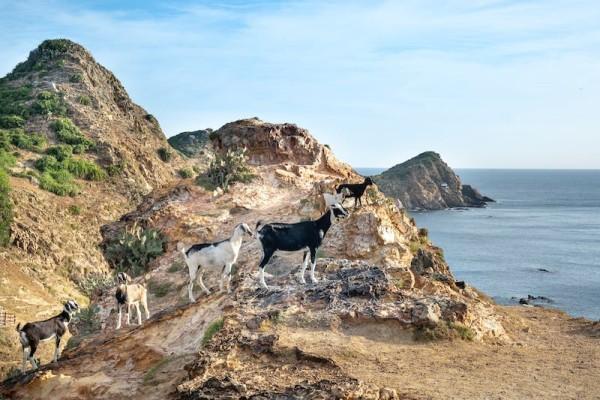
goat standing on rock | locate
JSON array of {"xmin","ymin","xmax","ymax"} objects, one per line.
[
  {"xmin": 255, "ymin": 203, "xmax": 349, "ymax": 290},
  {"xmin": 336, "ymin": 177, "xmax": 374, "ymax": 208},
  {"xmin": 16, "ymin": 300, "xmax": 79, "ymax": 371},
  {"xmin": 115, "ymin": 272, "xmax": 150, "ymax": 330},
  {"xmin": 179, "ymin": 223, "xmax": 254, "ymax": 302}
]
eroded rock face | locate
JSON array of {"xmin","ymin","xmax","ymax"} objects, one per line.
[{"xmin": 374, "ymin": 151, "xmax": 493, "ymax": 210}]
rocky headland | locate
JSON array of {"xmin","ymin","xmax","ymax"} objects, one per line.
[{"xmin": 374, "ymin": 151, "xmax": 494, "ymax": 210}]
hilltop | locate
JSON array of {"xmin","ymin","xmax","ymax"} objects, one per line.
[
  {"xmin": 374, "ymin": 151, "xmax": 494, "ymax": 210},
  {"xmin": 0, "ymin": 39, "xmax": 190, "ymax": 374}
]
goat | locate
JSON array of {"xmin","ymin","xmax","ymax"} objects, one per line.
[
  {"xmin": 179, "ymin": 223, "xmax": 254, "ymax": 302},
  {"xmin": 255, "ymin": 203, "xmax": 349, "ymax": 290},
  {"xmin": 336, "ymin": 177, "xmax": 374, "ymax": 208},
  {"xmin": 115, "ymin": 272, "xmax": 150, "ymax": 330},
  {"xmin": 16, "ymin": 300, "xmax": 79, "ymax": 371},
  {"xmin": 322, "ymin": 187, "xmax": 350, "ymax": 210}
]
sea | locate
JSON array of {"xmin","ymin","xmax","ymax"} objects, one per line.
[{"xmin": 356, "ymin": 168, "xmax": 600, "ymax": 320}]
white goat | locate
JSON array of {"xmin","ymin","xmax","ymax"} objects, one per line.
[
  {"xmin": 323, "ymin": 187, "xmax": 350, "ymax": 210},
  {"xmin": 115, "ymin": 272, "xmax": 150, "ymax": 330},
  {"xmin": 179, "ymin": 223, "xmax": 253, "ymax": 302}
]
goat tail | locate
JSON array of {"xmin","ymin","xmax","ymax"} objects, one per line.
[{"xmin": 16, "ymin": 323, "xmax": 21, "ymax": 332}]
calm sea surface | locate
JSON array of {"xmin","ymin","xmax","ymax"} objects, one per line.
[{"xmin": 356, "ymin": 168, "xmax": 600, "ymax": 320}]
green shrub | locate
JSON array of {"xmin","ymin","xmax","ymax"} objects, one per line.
[
  {"xmin": 76, "ymin": 273, "xmax": 113, "ymax": 297},
  {"xmin": 62, "ymin": 158, "xmax": 107, "ymax": 181},
  {"xmin": 35, "ymin": 155, "xmax": 59, "ymax": 172},
  {"xmin": 31, "ymin": 91, "xmax": 67, "ymax": 116},
  {"xmin": 0, "ymin": 169, "xmax": 12, "ymax": 247},
  {"xmin": 46, "ymin": 144, "xmax": 73, "ymax": 161},
  {"xmin": 70, "ymin": 73, "xmax": 83, "ymax": 83},
  {"xmin": 106, "ymin": 162, "xmax": 125, "ymax": 177},
  {"xmin": 104, "ymin": 224, "xmax": 166, "ymax": 276},
  {"xmin": 178, "ymin": 168, "xmax": 194, "ymax": 179},
  {"xmin": 202, "ymin": 318, "xmax": 224, "ymax": 347},
  {"xmin": 144, "ymin": 114, "xmax": 156, "ymax": 122},
  {"xmin": 0, "ymin": 150, "xmax": 16, "ymax": 170},
  {"xmin": 157, "ymin": 147, "xmax": 172, "ymax": 162},
  {"xmin": 0, "ymin": 84, "xmax": 32, "ymax": 118},
  {"xmin": 1, "ymin": 129, "xmax": 46, "ymax": 152},
  {"xmin": 78, "ymin": 95, "xmax": 91, "ymax": 106},
  {"xmin": 414, "ymin": 321, "xmax": 475, "ymax": 342},
  {"xmin": 72, "ymin": 144, "xmax": 87, "ymax": 154},
  {"xmin": 65, "ymin": 305, "xmax": 101, "ymax": 351},
  {"xmin": 198, "ymin": 148, "xmax": 254, "ymax": 191},
  {"xmin": 68, "ymin": 204, "xmax": 81, "ymax": 215},
  {"xmin": 0, "ymin": 115, "xmax": 25, "ymax": 129},
  {"xmin": 39, "ymin": 169, "xmax": 80, "ymax": 196},
  {"xmin": 50, "ymin": 118, "xmax": 94, "ymax": 149}
]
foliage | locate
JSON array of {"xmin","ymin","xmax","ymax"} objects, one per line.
[
  {"xmin": 31, "ymin": 90, "xmax": 67, "ymax": 116},
  {"xmin": 61, "ymin": 158, "xmax": 107, "ymax": 181},
  {"xmin": 65, "ymin": 305, "xmax": 101, "ymax": 351},
  {"xmin": 157, "ymin": 147, "xmax": 172, "ymax": 162},
  {"xmin": 144, "ymin": 114, "xmax": 156, "ymax": 123},
  {"xmin": 178, "ymin": 168, "xmax": 194, "ymax": 179},
  {"xmin": 198, "ymin": 148, "xmax": 254, "ymax": 191},
  {"xmin": 78, "ymin": 95, "xmax": 91, "ymax": 106},
  {"xmin": 76, "ymin": 272, "xmax": 114, "ymax": 297},
  {"xmin": 202, "ymin": 318, "xmax": 224, "ymax": 347},
  {"xmin": 148, "ymin": 280, "xmax": 173, "ymax": 298},
  {"xmin": 104, "ymin": 224, "xmax": 166, "ymax": 276},
  {"xmin": 106, "ymin": 162, "xmax": 125, "ymax": 177},
  {"xmin": 0, "ymin": 128, "xmax": 46, "ymax": 153},
  {"xmin": 46, "ymin": 144, "xmax": 73, "ymax": 161},
  {"xmin": 0, "ymin": 115, "xmax": 25, "ymax": 129},
  {"xmin": 0, "ymin": 168, "xmax": 12, "ymax": 247},
  {"xmin": 68, "ymin": 204, "xmax": 81, "ymax": 215},
  {"xmin": 0, "ymin": 83, "xmax": 32, "ymax": 118},
  {"xmin": 418, "ymin": 228, "xmax": 429, "ymax": 238},
  {"xmin": 50, "ymin": 117, "xmax": 94, "ymax": 149},
  {"xmin": 39, "ymin": 169, "xmax": 80, "ymax": 196},
  {"xmin": 0, "ymin": 150, "xmax": 16, "ymax": 170},
  {"xmin": 69, "ymin": 73, "xmax": 83, "ymax": 83}
]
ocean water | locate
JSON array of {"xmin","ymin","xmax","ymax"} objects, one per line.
[{"xmin": 355, "ymin": 168, "xmax": 600, "ymax": 320}]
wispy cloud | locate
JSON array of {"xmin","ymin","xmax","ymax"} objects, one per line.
[{"xmin": 1, "ymin": 0, "xmax": 599, "ymax": 168}]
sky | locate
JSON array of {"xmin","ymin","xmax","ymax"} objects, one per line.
[{"xmin": 1, "ymin": 0, "xmax": 599, "ymax": 169}]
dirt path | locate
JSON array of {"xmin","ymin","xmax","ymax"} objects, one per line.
[{"xmin": 280, "ymin": 306, "xmax": 600, "ymax": 400}]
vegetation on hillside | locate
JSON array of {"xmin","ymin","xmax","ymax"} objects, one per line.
[
  {"xmin": 104, "ymin": 224, "xmax": 166, "ymax": 276},
  {"xmin": 197, "ymin": 148, "xmax": 254, "ymax": 191}
]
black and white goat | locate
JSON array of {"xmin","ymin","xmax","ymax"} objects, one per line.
[
  {"xmin": 16, "ymin": 300, "xmax": 79, "ymax": 371},
  {"xmin": 336, "ymin": 177, "xmax": 374, "ymax": 208},
  {"xmin": 115, "ymin": 272, "xmax": 150, "ymax": 330},
  {"xmin": 179, "ymin": 223, "xmax": 254, "ymax": 302},
  {"xmin": 255, "ymin": 203, "xmax": 349, "ymax": 290}
]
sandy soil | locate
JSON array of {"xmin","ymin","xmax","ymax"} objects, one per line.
[{"xmin": 279, "ymin": 306, "xmax": 600, "ymax": 400}]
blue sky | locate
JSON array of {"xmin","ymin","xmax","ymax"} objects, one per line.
[{"xmin": 1, "ymin": 0, "xmax": 599, "ymax": 168}]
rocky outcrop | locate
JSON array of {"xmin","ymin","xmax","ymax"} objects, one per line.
[
  {"xmin": 168, "ymin": 129, "xmax": 212, "ymax": 157},
  {"xmin": 374, "ymin": 151, "xmax": 494, "ymax": 210}
]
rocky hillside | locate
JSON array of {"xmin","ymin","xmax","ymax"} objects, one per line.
[
  {"xmin": 374, "ymin": 151, "xmax": 494, "ymax": 210},
  {"xmin": 168, "ymin": 129, "xmax": 212, "ymax": 158},
  {"xmin": 0, "ymin": 39, "xmax": 189, "ymax": 374}
]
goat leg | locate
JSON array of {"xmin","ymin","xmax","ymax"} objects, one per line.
[
  {"xmin": 309, "ymin": 248, "xmax": 318, "ymax": 283},
  {"xmin": 198, "ymin": 272, "xmax": 210, "ymax": 296},
  {"xmin": 298, "ymin": 251, "xmax": 310, "ymax": 284}
]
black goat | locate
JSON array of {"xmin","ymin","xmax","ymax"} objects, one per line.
[
  {"xmin": 336, "ymin": 177, "xmax": 374, "ymax": 207},
  {"xmin": 255, "ymin": 204, "xmax": 349, "ymax": 289},
  {"xmin": 17, "ymin": 300, "xmax": 79, "ymax": 370}
]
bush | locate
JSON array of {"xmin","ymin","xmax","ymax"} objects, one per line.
[
  {"xmin": 0, "ymin": 169, "xmax": 12, "ymax": 247},
  {"xmin": 46, "ymin": 144, "xmax": 73, "ymax": 161},
  {"xmin": 31, "ymin": 91, "xmax": 67, "ymax": 116},
  {"xmin": 202, "ymin": 318, "xmax": 224, "ymax": 347},
  {"xmin": 106, "ymin": 163, "xmax": 125, "ymax": 177},
  {"xmin": 39, "ymin": 169, "xmax": 80, "ymax": 196},
  {"xmin": 34, "ymin": 155, "xmax": 59, "ymax": 172},
  {"xmin": 148, "ymin": 280, "xmax": 173, "ymax": 298},
  {"xmin": 198, "ymin": 148, "xmax": 254, "ymax": 191},
  {"xmin": 50, "ymin": 118, "xmax": 94, "ymax": 149},
  {"xmin": 104, "ymin": 224, "xmax": 166, "ymax": 276},
  {"xmin": 72, "ymin": 144, "xmax": 87, "ymax": 154},
  {"xmin": 0, "ymin": 84, "xmax": 32, "ymax": 118},
  {"xmin": 0, "ymin": 150, "xmax": 16, "ymax": 170},
  {"xmin": 157, "ymin": 147, "xmax": 172, "ymax": 162},
  {"xmin": 61, "ymin": 158, "xmax": 107, "ymax": 181},
  {"xmin": 78, "ymin": 95, "xmax": 91, "ymax": 106},
  {"xmin": 178, "ymin": 168, "xmax": 194, "ymax": 179},
  {"xmin": 70, "ymin": 73, "xmax": 83, "ymax": 83},
  {"xmin": 1, "ymin": 129, "xmax": 46, "ymax": 152},
  {"xmin": 68, "ymin": 204, "xmax": 81, "ymax": 215},
  {"xmin": 418, "ymin": 228, "xmax": 429, "ymax": 238},
  {"xmin": 414, "ymin": 321, "xmax": 475, "ymax": 342},
  {"xmin": 0, "ymin": 115, "xmax": 25, "ymax": 129},
  {"xmin": 76, "ymin": 273, "xmax": 113, "ymax": 297},
  {"xmin": 65, "ymin": 305, "xmax": 101, "ymax": 351}
]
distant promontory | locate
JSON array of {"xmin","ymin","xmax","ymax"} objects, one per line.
[{"xmin": 373, "ymin": 151, "xmax": 494, "ymax": 210}]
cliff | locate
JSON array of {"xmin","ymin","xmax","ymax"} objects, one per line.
[
  {"xmin": 374, "ymin": 151, "xmax": 494, "ymax": 210},
  {"xmin": 168, "ymin": 129, "xmax": 212, "ymax": 158}
]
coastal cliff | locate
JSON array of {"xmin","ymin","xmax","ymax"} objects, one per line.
[{"xmin": 374, "ymin": 151, "xmax": 494, "ymax": 210}]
